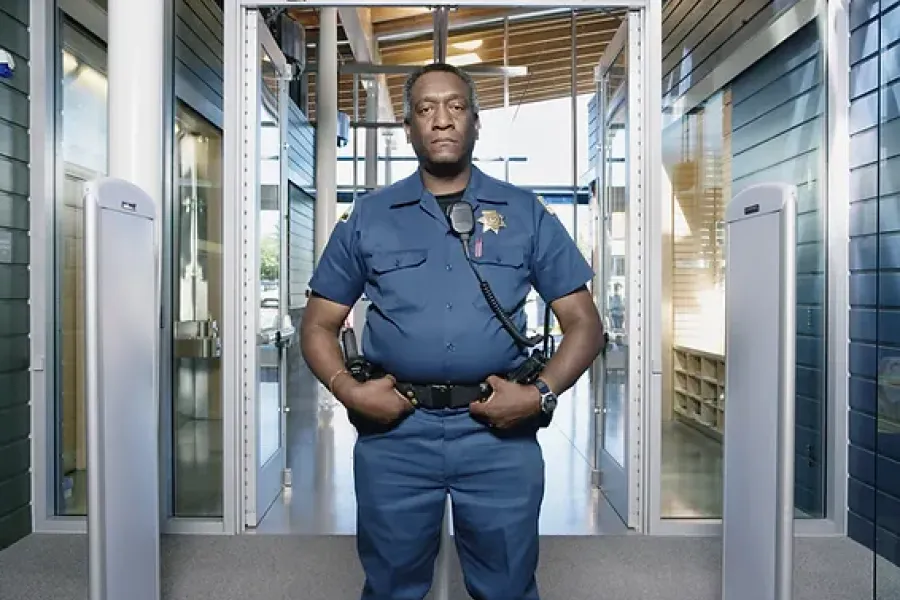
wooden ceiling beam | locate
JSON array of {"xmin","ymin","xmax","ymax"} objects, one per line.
[
  {"xmin": 373, "ymin": 7, "xmax": 520, "ymax": 37},
  {"xmin": 370, "ymin": 7, "xmax": 433, "ymax": 23},
  {"xmin": 379, "ymin": 12, "xmax": 619, "ymax": 54},
  {"xmin": 378, "ymin": 33, "xmax": 614, "ymax": 68}
]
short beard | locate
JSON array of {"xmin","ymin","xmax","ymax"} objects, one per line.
[{"xmin": 420, "ymin": 156, "xmax": 468, "ymax": 179}]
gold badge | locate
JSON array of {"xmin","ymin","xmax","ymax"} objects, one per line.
[
  {"xmin": 478, "ymin": 209, "xmax": 506, "ymax": 234},
  {"xmin": 537, "ymin": 195, "xmax": 555, "ymax": 216}
]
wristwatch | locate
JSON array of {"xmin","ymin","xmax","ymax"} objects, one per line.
[{"xmin": 534, "ymin": 379, "xmax": 558, "ymax": 416}]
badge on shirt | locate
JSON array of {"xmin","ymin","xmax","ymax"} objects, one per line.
[{"xmin": 478, "ymin": 209, "xmax": 506, "ymax": 234}]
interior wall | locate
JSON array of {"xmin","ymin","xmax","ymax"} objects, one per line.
[
  {"xmin": 728, "ymin": 21, "xmax": 826, "ymax": 516},
  {"xmin": 661, "ymin": 0, "xmax": 802, "ymax": 110},
  {"xmin": 0, "ymin": 0, "xmax": 32, "ymax": 550},
  {"xmin": 847, "ymin": 0, "xmax": 900, "ymax": 569}
]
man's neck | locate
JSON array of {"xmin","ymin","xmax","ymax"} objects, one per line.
[{"xmin": 420, "ymin": 163, "xmax": 472, "ymax": 197}]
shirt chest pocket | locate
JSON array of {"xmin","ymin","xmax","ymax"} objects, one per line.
[
  {"xmin": 367, "ymin": 248, "xmax": 430, "ymax": 312},
  {"xmin": 470, "ymin": 247, "xmax": 529, "ymax": 311}
]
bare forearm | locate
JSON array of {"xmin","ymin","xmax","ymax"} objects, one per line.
[
  {"xmin": 300, "ymin": 323, "xmax": 354, "ymax": 401},
  {"xmin": 539, "ymin": 318, "xmax": 604, "ymax": 396}
]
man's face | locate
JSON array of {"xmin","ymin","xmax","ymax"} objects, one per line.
[{"xmin": 405, "ymin": 70, "xmax": 479, "ymax": 167}]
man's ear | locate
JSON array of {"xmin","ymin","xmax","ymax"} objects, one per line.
[
  {"xmin": 474, "ymin": 113, "xmax": 481, "ymax": 140},
  {"xmin": 403, "ymin": 119, "xmax": 411, "ymax": 143}
]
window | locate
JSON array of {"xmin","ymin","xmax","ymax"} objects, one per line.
[
  {"xmin": 56, "ymin": 18, "xmax": 108, "ymax": 516},
  {"xmin": 171, "ymin": 103, "xmax": 224, "ymax": 518}
]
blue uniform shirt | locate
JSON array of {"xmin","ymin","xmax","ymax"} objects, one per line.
[{"xmin": 308, "ymin": 166, "xmax": 594, "ymax": 385}]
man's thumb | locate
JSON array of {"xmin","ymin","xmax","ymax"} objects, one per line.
[{"xmin": 485, "ymin": 374, "xmax": 504, "ymax": 389}]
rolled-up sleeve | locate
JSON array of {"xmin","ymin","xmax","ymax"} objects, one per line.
[
  {"xmin": 307, "ymin": 205, "xmax": 366, "ymax": 307},
  {"xmin": 529, "ymin": 197, "xmax": 594, "ymax": 303}
]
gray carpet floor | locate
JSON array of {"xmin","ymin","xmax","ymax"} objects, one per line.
[{"xmin": 0, "ymin": 533, "xmax": 898, "ymax": 599}]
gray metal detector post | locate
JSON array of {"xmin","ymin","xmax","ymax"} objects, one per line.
[
  {"xmin": 721, "ymin": 182, "xmax": 796, "ymax": 600},
  {"xmin": 85, "ymin": 178, "xmax": 161, "ymax": 600},
  {"xmin": 431, "ymin": 496, "xmax": 453, "ymax": 600}
]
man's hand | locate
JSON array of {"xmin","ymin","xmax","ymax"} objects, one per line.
[
  {"xmin": 469, "ymin": 375, "xmax": 541, "ymax": 429},
  {"xmin": 335, "ymin": 374, "xmax": 414, "ymax": 425}
]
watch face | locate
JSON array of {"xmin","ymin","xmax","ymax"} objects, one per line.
[{"xmin": 541, "ymin": 394, "xmax": 557, "ymax": 414}]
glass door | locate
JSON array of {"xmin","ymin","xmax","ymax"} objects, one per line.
[
  {"xmin": 241, "ymin": 10, "xmax": 294, "ymax": 528},
  {"xmin": 592, "ymin": 12, "xmax": 643, "ymax": 529}
]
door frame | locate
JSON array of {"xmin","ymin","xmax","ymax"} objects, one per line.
[
  {"xmin": 222, "ymin": 0, "xmax": 662, "ymax": 536},
  {"xmin": 236, "ymin": 9, "xmax": 292, "ymax": 528},
  {"xmin": 590, "ymin": 11, "xmax": 646, "ymax": 530}
]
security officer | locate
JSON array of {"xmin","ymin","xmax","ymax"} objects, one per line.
[{"xmin": 300, "ymin": 63, "xmax": 604, "ymax": 600}]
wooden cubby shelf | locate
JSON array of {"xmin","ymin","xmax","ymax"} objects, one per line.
[{"xmin": 673, "ymin": 346, "xmax": 725, "ymax": 442}]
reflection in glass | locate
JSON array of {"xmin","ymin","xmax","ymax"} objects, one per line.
[
  {"xmin": 56, "ymin": 21, "xmax": 108, "ymax": 516},
  {"xmin": 172, "ymin": 103, "xmax": 224, "ymax": 517},
  {"xmin": 661, "ymin": 94, "xmax": 727, "ymax": 519},
  {"xmin": 877, "ymin": 357, "xmax": 900, "ymax": 597},
  {"xmin": 661, "ymin": 22, "xmax": 828, "ymax": 521},
  {"xmin": 600, "ymin": 80, "xmax": 628, "ymax": 469},
  {"xmin": 257, "ymin": 49, "xmax": 283, "ymax": 468}
]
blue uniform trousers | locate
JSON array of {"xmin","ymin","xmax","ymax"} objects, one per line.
[{"xmin": 352, "ymin": 407, "xmax": 545, "ymax": 600}]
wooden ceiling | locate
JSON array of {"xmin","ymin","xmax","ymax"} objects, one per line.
[{"xmin": 287, "ymin": 7, "xmax": 625, "ymax": 121}]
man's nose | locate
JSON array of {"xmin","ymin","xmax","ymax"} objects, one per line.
[{"xmin": 433, "ymin": 106, "xmax": 453, "ymax": 128}]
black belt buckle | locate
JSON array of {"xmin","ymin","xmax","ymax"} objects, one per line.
[{"xmin": 431, "ymin": 384, "xmax": 452, "ymax": 409}]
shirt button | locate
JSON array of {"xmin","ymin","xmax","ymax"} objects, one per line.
[
  {"xmin": 445, "ymin": 263, "xmax": 452, "ymax": 271},
  {"xmin": 446, "ymin": 302, "xmax": 453, "ymax": 310},
  {"xmin": 446, "ymin": 343, "xmax": 455, "ymax": 351}
]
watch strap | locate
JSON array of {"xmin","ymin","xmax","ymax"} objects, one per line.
[{"xmin": 534, "ymin": 378, "xmax": 552, "ymax": 397}]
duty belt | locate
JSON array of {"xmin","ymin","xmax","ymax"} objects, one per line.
[{"xmin": 396, "ymin": 382, "xmax": 491, "ymax": 409}]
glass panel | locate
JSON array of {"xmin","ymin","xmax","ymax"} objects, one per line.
[
  {"xmin": 171, "ymin": 103, "xmax": 224, "ymax": 518},
  {"xmin": 56, "ymin": 20, "xmax": 108, "ymax": 516},
  {"xmin": 660, "ymin": 22, "xmax": 827, "ymax": 520},
  {"xmin": 661, "ymin": 93, "xmax": 727, "ymax": 519},
  {"xmin": 875, "ymin": 5, "xmax": 900, "ymax": 589},
  {"xmin": 877, "ymin": 353, "xmax": 900, "ymax": 597},
  {"xmin": 600, "ymin": 85, "xmax": 628, "ymax": 468},
  {"xmin": 257, "ymin": 48, "xmax": 283, "ymax": 468}
]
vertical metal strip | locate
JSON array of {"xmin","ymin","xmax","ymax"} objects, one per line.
[
  {"xmin": 159, "ymin": 0, "xmax": 176, "ymax": 522},
  {"xmin": 278, "ymin": 49, "xmax": 291, "ymax": 476},
  {"xmin": 626, "ymin": 10, "xmax": 643, "ymax": 530},
  {"xmin": 775, "ymin": 194, "xmax": 797, "ymax": 600},
  {"xmin": 433, "ymin": 496, "xmax": 452, "ymax": 600},
  {"xmin": 823, "ymin": 0, "xmax": 850, "ymax": 532},
  {"xmin": 433, "ymin": 7, "xmax": 449, "ymax": 63},
  {"xmin": 241, "ymin": 8, "xmax": 260, "ymax": 528},
  {"xmin": 571, "ymin": 9, "xmax": 579, "ymax": 244},
  {"xmin": 353, "ymin": 74, "xmax": 359, "ymax": 201},
  {"xmin": 503, "ymin": 17, "xmax": 510, "ymax": 183},
  {"xmin": 84, "ymin": 181, "xmax": 103, "ymax": 599},
  {"xmin": 592, "ymin": 67, "xmax": 609, "ymax": 487}
]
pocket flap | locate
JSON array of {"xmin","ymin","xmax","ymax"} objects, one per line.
[
  {"xmin": 472, "ymin": 247, "xmax": 525, "ymax": 268},
  {"xmin": 370, "ymin": 249, "xmax": 428, "ymax": 274}
]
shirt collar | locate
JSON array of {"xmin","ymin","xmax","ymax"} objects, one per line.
[{"xmin": 389, "ymin": 165, "xmax": 508, "ymax": 214}]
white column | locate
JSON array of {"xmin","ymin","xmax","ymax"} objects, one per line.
[
  {"xmin": 107, "ymin": 0, "xmax": 165, "ymax": 207},
  {"xmin": 315, "ymin": 7, "xmax": 339, "ymax": 263},
  {"xmin": 364, "ymin": 81, "xmax": 379, "ymax": 189}
]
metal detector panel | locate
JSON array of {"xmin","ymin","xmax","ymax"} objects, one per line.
[
  {"xmin": 722, "ymin": 182, "xmax": 796, "ymax": 600},
  {"xmin": 84, "ymin": 178, "xmax": 160, "ymax": 600}
]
